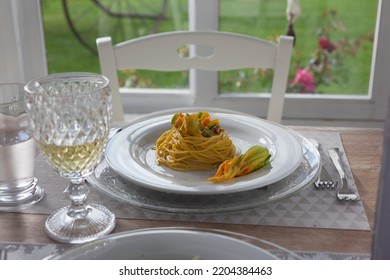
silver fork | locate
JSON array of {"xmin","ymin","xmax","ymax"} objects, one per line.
[
  {"xmin": 328, "ymin": 147, "xmax": 361, "ymax": 201},
  {"xmin": 310, "ymin": 139, "xmax": 336, "ymax": 189}
]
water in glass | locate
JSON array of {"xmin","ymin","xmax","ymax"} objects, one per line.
[{"xmin": 0, "ymin": 83, "xmax": 44, "ymax": 210}]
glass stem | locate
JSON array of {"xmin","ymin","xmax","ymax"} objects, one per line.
[{"xmin": 65, "ymin": 179, "xmax": 92, "ymax": 219}]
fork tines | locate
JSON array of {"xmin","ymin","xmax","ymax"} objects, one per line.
[{"xmin": 315, "ymin": 179, "xmax": 337, "ymax": 189}]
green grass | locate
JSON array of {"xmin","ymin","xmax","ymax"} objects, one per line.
[
  {"xmin": 42, "ymin": 0, "xmax": 378, "ymax": 95},
  {"xmin": 42, "ymin": 0, "xmax": 100, "ymax": 72},
  {"xmin": 42, "ymin": 0, "xmax": 188, "ymax": 85}
]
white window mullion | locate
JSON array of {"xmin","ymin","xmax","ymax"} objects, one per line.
[{"xmin": 189, "ymin": 0, "xmax": 219, "ymax": 107}]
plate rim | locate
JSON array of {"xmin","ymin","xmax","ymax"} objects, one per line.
[
  {"xmin": 105, "ymin": 113, "xmax": 303, "ymax": 195},
  {"xmin": 49, "ymin": 227, "xmax": 301, "ymax": 260}
]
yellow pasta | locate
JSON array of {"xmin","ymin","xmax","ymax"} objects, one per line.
[{"xmin": 155, "ymin": 112, "xmax": 236, "ymax": 171}]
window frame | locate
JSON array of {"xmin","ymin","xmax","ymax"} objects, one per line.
[
  {"xmin": 122, "ymin": 0, "xmax": 388, "ymax": 127},
  {"xmin": 187, "ymin": 0, "xmax": 388, "ymax": 127},
  {"xmin": 4, "ymin": 0, "xmax": 388, "ymax": 127}
]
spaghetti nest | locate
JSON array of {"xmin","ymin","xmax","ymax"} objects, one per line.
[{"xmin": 155, "ymin": 112, "xmax": 236, "ymax": 171}]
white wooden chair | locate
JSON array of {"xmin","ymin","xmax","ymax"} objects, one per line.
[{"xmin": 96, "ymin": 31, "xmax": 293, "ymax": 123}]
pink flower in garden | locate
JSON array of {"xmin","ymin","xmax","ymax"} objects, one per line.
[
  {"xmin": 292, "ymin": 68, "xmax": 316, "ymax": 93},
  {"xmin": 318, "ymin": 37, "xmax": 336, "ymax": 53}
]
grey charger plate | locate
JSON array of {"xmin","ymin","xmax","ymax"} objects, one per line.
[{"xmin": 87, "ymin": 130, "xmax": 320, "ymax": 214}]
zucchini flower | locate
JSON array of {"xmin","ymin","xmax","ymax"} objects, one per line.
[{"xmin": 208, "ymin": 145, "xmax": 271, "ymax": 183}]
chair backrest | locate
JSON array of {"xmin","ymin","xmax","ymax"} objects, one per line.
[{"xmin": 96, "ymin": 31, "xmax": 293, "ymax": 123}]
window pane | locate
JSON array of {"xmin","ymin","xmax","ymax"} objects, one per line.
[
  {"xmin": 42, "ymin": 0, "xmax": 189, "ymax": 88},
  {"xmin": 219, "ymin": 0, "xmax": 378, "ymax": 95}
]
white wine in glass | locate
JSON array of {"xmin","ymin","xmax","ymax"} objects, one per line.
[{"xmin": 24, "ymin": 72, "xmax": 115, "ymax": 244}]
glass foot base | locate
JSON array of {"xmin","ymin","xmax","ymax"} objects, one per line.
[
  {"xmin": 45, "ymin": 203, "xmax": 116, "ymax": 244},
  {"xmin": 0, "ymin": 178, "xmax": 44, "ymax": 211}
]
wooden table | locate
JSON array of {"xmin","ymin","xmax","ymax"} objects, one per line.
[{"xmin": 0, "ymin": 126, "xmax": 384, "ymax": 257}]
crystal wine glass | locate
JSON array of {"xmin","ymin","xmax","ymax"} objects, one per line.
[{"xmin": 24, "ymin": 72, "xmax": 115, "ymax": 244}]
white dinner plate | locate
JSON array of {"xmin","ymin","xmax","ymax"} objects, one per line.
[
  {"xmin": 105, "ymin": 113, "xmax": 303, "ymax": 195},
  {"xmin": 49, "ymin": 228, "xmax": 289, "ymax": 260}
]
